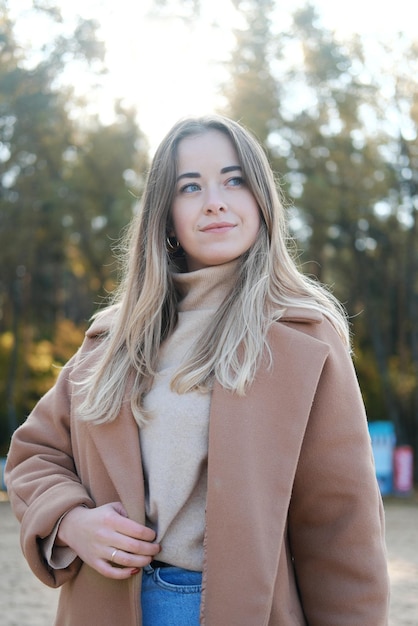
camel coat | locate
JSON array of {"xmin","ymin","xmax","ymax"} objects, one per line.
[{"xmin": 5, "ymin": 307, "xmax": 389, "ymax": 625}]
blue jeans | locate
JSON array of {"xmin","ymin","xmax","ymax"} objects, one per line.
[{"xmin": 141, "ymin": 564, "xmax": 202, "ymax": 626}]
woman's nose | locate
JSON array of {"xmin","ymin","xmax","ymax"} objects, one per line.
[{"xmin": 203, "ymin": 189, "xmax": 227, "ymax": 214}]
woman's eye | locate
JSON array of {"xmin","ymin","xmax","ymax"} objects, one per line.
[
  {"xmin": 180, "ymin": 182, "xmax": 200, "ymax": 193},
  {"xmin": 227, "ymin": 176, "xmax": 244, "ymax": 187}
]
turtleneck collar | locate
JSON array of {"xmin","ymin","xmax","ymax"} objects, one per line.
[{"xmin": 171, "ymin": 260, "xmax": 240, "ymax": 312}]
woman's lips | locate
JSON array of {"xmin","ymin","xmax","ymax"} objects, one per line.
[{"xmin": 200, "ymin": 222, "xmax": 236, "ymax": 233}]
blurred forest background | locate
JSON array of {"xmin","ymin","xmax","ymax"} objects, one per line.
[{"xmin": 1, "ymin": 0, "xmax": 417, "ymax": 479}]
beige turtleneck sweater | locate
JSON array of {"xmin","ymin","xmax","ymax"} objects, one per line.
[{"xmin": 139, "ymin": 261, "xmax": 239, "ymax": 571}]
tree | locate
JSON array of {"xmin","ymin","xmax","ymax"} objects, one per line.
[
  {"xmin": 57, "ymin": 104, "xmax": 148, "ymax": 323},
  {"xmin": 222, "ymin": 0, "xmax": 281, "ymax": 147},
  {"xmin": 0, "ymin": 6, "xmax": 149, "ymax": 450}
]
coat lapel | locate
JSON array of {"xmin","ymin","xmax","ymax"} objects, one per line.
[
  {"xmin": 85, "ymin": 397, "xmax": 145, "ymax": 523},
  {"xmin": 79, "ymin": 316, "xmax": 146, "ymax": 523},
  {"xmin": 203, "ymin": 319, "xmax": 329, "ymax": 624}
]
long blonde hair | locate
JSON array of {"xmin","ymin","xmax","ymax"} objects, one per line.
[{"xmin": 77, "ymin": 115, "xmax": 349, "ymax": 424}]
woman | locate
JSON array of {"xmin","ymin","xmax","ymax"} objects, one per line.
[{"xmin": 5, "ymin": 115, "xmax": 389, "ymax": 625}]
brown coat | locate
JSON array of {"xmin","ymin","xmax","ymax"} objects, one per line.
[{"xmin": 5, "ymin": 308, "xmax": 389, "ymax": 625}]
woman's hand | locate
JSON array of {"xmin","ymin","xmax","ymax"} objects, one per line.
[{"xmin": 57, "ymin": 502, "xmax": 161, "ymax": 579}]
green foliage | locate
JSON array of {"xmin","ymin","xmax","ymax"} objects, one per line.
[
  {"xmin": 222, "ymin": 0, "xmax": 281, "ymax": 147},
  {"xmin": 0, "ymin": 318, "xmax": 86, "ymax": 454},
  {"xmin": 0, "ymin": 6, "xmax": 149, "ymax": 448}
]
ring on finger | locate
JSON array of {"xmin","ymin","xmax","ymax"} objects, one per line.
[{"xmin": 110, "ymin": 549, "xmax": 119, "ymax": 564}]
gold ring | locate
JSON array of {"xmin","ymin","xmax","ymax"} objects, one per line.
[{"xmin": 110, "ymin": 549, "xmax": 118, "ymax": 564}]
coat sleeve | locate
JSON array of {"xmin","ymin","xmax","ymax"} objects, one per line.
[
  {"xmin": 5, "ymin": 350, "xmax": 96, "ymax": 588},
  {"xmin": 287, "ymin": 320, "xmax": 390, "ymax": 625}
]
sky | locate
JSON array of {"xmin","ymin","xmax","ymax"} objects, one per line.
[{"xmin": 8, "ymin": 0, "xmax": 417, "ymax": 151}]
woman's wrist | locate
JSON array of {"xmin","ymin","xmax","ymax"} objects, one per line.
[{"xmin": 56, "ymin": 505, "xmax": 87, "ymax": 547}]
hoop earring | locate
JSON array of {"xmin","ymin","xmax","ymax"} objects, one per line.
[{"xmin": 166, "ymin": 235, "xmax": 181, "ymax": 252}]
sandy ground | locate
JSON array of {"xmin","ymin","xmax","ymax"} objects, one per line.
[{"xmin": 0, "ymin": 496, "xmax": 417, "ymax": 625}]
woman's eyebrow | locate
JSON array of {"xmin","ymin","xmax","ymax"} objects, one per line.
[
  {"xmin": 177, "ymin": 165, "xmax": 242, "ymax": 182},
  {"xmin": 176, "ymin": 165, "xmax": 242, "ymax": 182},
  {"xmin": 220, "ymin": 165, "xmax": 242, "ymax": 174},
  {"xmin": 176, "ymin": 171, "xmax": 201, "ymax": 182}
]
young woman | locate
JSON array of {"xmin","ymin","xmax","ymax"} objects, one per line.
[{"xmin": 6, "ymin": 115, "xmax": 389, "ymax": 625}]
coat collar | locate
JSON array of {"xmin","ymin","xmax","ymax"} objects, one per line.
[{"xmin": 85, "ymin": 304, "xmax": 324, "ymax": 338}]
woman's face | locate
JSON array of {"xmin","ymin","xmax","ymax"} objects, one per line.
[{"xmin": 170, "ymin": 129, "xmax": 261, "ymax": 272}]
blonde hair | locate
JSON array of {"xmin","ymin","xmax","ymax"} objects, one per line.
[{"xmin": 77, "ymin": 115, "xmax": 349, "ymax": 424}]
